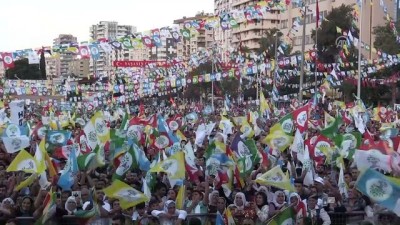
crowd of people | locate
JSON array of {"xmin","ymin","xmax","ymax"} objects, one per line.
[{"xmin": 0, "ymin": 97, "xmax": 398, "ymax": 225}]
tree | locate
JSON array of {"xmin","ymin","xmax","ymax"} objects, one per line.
[
  {"xmin": 373, "ymin": 21, "xmax": 400, "ymax": 55},
  {"xmin": 257, "ymin": 28, "xmax": 293, "ymax": 57},
  {"xmin": 312, "ymin": 4, "xmax": 358, "ymax": 64},
  {"xmin": 5, "ymin": 59, "xmax": 43, "ymax": 80}
]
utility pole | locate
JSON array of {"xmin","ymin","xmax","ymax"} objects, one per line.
[
  {"xmin": 299, "ymin": 4, "xmax": 308, "ymax": 102},
  {"xmin": 273, "ymin": 32, "xmax": 279, "ymax": 106},
  {"xmin": 357, "ymin": 0, "xmax": 363, "ymax": 99}
]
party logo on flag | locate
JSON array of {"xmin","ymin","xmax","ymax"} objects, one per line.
[
  {"xmin": 126, "ymin": 125, "xmax": 143, "ymax": 141},
  {"xmin": 94, "ymin": 118, "xmax": 107, "ymax": 136},
  {"xmin": 296, "ymin": 111, "xmax": 308, "ymax": 128},
  {"xmin": 161, "ymin": 159, "xmax": 178, "ymax": 173},
  {"xmin": 155, "ymin": 135, "xmax": 170, "ymax": 149},
  {"xmin": 116, "ymin": 188, "xmax": 143, "ymax": 202},
  {"xmin": 37, "ymin": 126, "xmax": 47, "ymax": 139},
  {"xmin": 18, "ymin": 159, "xmax": 37, "ymax": 172},
  {"xmin": 87, "ymin": 130, "xmax": 97, "ymax": 143},
  {"xmin": 366, "ymin": 178, "xmax": 393, "ymax": 201},
  {"xmin": 115, "ymin": 152, "xmax": 133, "ymax": 176},
  {"xmin": 168, "ymin": 121, "xmax": 179, "ymax": 131},
  {"xmin": 281, "ymin": 118, "xmax": 294, "ymax": 134},
  {"xmin": 48, "ymin": 133, "xmax": 66, "ymax": 145},
  {"xmin": 5, "ymin": 124, "xmax": 20, "ymax": 137}
]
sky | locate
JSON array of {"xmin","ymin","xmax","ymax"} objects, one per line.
[{"xmin": 0, "ymin": 0, "xmax": 214, "ymax": 52}]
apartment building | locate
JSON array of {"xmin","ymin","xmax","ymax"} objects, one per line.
[
  {"xmin": 0, "ymin": 63, "xmax": 5, "ymax": 78},
  {"xmin": 279, "ymin": 0, "xmax": 395, "ymax": 58},
  {"xmin": 89, "ymin": 21, "xmax": 138, "ymax": 77},
  {"xmin": 214, "ymin": 0, "xmax": 234, "ymax": 62},
  {"xmin": 68, "ymin": 59, "xmax": 90, "ymax": 78},
  {"xmin": 45, "ymin": 56, "xmax": 60, "ymax": 78},
  {"xmin": 173, "ymin": 12, "xmax": 215, "ymax": 59},
  {"xmin": 53, "ymin": 34, "xmax": 77, "ymax": 77},
  {"xmin": 142, "ymin": 27, "xmax": 178, "ymax": 61},
  {"xmin": 231, "ymin": 0, "xmax": 281, "ymax": 51}
]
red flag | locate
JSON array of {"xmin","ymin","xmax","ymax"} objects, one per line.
[
  {"xmin": 316, "ymin": 0, "xmax": 320, "ymax": 28},
  {"xmin": 79, "ymin": 46, "xmax": 90, "ymax": 59},
  {"xmin": 1, "ymin": 52, "xmax": 15, "ymax": 69},
  {"xmin": 292, "ymin": 103, "xmax": 310, "ymax": 133}
]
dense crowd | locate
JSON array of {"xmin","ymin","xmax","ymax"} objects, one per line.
[{"xmin": 0, "ymin": 98, "xmax": 398, "ymax": 225}]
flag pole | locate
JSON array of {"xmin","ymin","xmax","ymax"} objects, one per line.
[
  {"xmin": 357, "ymin": 0, "xmax": 363, "ymax": 99},
  {"xmin": 314, "ymin": 0, "xmax": 319, "ymax": 94},
  {"xmin": 299, "ymin": 4, "xmax": 308, "ymax": 102}
]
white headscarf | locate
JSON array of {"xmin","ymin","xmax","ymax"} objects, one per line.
[
  {"xmin": 234, "ymin": 192, "xmax": 247, "ymax": 210},
  {"xmin": 273, "ymin": 191, "xmax": 287, "ymax": 209},
  {"xmin": 164, "ymin": 200, "xmax": 176, "ymax": 213},
  {"xmin": 209, "ymin": 190, "xmax": 219, "ymax": 205},
  {"xmin": 65, "ymin": 196, "xmax": 77, "ymax": 215}
]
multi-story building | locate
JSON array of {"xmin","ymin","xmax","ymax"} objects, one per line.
[
  {"xmin": 230, "ymin": 0, "xmax": 281, "ymax": 51},
  {"xmin": 279, "ymin": 0, "xmax": 395, "ymax": 59},
  {"xmin": 68, "ymin": 59, "xmax": 90, "ymax": 78},
  {"xmin": 214, "ymin": 0, "xmax": 233, "ymax": 62},
  {"xmin": 89, "ymin": 21, "xmax": 137, "ymax": 77},
  {"xmin": 146, "ymin": 28, "xmax": 178, "ymax": 61},
  {"xmin": 45, "ymin": 56, "xmax": 60, "ymax": 78},
  {"xmin": 173, "ymin": 12, "xmax": 215, "ymax": 59},
  {"xmin": 53, "ymin": 34, "xmax": 78, "ymax": 77}
]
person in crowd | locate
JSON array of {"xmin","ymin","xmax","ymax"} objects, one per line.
[
  {"xmin": 254, "ymin": 191, "xmax": 269, "ymax": 224},
  {"xmin": 290, "ymin": 193, "xmax": 306, "ymax": 225},
  {"xmin": 268, "ymin": 191, "xmax": 287, "ymax": 217},
  {"xmin": 151, "ymin": 200, "xmax": 187, "ymax": 225},
  {"xmin": 305, "ymin": 195, "xmax": 331, "ymax": 225}
]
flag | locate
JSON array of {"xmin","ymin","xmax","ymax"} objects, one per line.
[
  {"xmin": 112, "ymin": 143, "xmax": 138, "ymax": 181},
  {"xmin": 256, "ymin": 165, "xmax": 295, "ymax": 192},
  {"xmin": 338, "ymin": 165, "xmax": 348, "ymax": 199},
  {"xmin": 356, "ymin": 168, "xmax": 400, "ymax": 216},
  {"xmin": 216, "ymin": 212, "xmax": 225, "ymax": 225},
  {"xmin": 292, "ymin": 103, "xmax": 310, "ymax": 133},
  {"xmin": 103, "ymin": 180, "xmax": 149, "ymax": 209},
  {"xmin": 7, "ymin": 150, "xmax": 38, "ymax": 173},
  {"xmin": 14, "ymin": 174, "xmax": 38, "ymax": 191},
  {"xmin": 2, "ymin": 135, "xmax": 30, "ymax": 153},
  {"xmin": 260, "ymin": 91, "xmax": 270, "ymax": 116},
  {"xmin": 354, "ymin": 150, "xmax": 392, "ymax": 172},
  {"xmin": 1, "ymin": 52, "xmax": 15, "ymax": 69},
  {"xmin": 262, "ymin": 123, "xmax": 294, "ymax": 152},
  {"xmin": 90, "ymin": 111, "xmax": 110, "ymax": 144},
  {"xmin": 58, "ymin": 145, "xmax": 78, "ymax": 190},
  {"xmin": 175, "ymin": 185, "xmax": 185, "ymax": 210},
  {"xmin": 149, "ymin": 151, "xmax": 185, "ymax": 179},
  {"xmin": 225, "ymin": 207, "xmax": 236, "ymax": 225},
  {"xmin": 267, "ymin": 206, "xmax": 295, "ymax": 225}
]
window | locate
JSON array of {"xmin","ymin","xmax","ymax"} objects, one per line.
[{"xmin": 280, "ymin": 19, "xmax": 288, "ymax": 29}]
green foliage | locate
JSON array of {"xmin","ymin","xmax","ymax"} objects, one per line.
[
  {"xmin": 373, "ymin": 21, "xmax": 400, "ymax": 55},
  {"xmin": 257, "ymin": 29, "xmax": 292, "ymax": 57},
  {"xmin": 5, "ymin": 58, "xmax": 44, "ymax": 80},
  {"xmin": 312, "ymin": 4, "xmax": 357, "ymax": 63}
]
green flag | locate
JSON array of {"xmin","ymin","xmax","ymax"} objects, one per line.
[{"xmin": 267, "ymin": 206, "xmax": 295, "ymax": 225}]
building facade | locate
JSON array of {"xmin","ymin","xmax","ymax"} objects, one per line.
[
  {"xmin": 214, "ymin": 0, "xmax": 234, "ymax": 62},
  {"xmin": 68, "ymin": 59, "xmax": 90, "ymax": 78},
  {"xmin": 45, "ymin": 56, "xmax": 60, "ymax": 79},
  {"xmin": 230, "ymin": 0, "xmax": 281, "ymax": 51},
  {"xmin": 89, "ymin": 21, "xmax": 138, "ymax": 77},
  {"xmin": 53, "ymin": 34, "xmax": 78, "ymax": 77},
  {"xmin": 174, "ymin": 12, "xmax": 215, "ymax": 59}
]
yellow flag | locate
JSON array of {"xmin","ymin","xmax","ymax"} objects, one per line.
[
  {"xmin": 91, "ymin": 111, "xmax": 110, "ymax": 144},
  {"xmin": 175, "ymin": 185, "xmax": 185, "ymax": 210},
  {"xmin": 15, "ymin": 174, "xmax": 38, "ymax": 191},
  {"xmin": 256, "ymin": 165, "xmax": 295, "ymax": 192},
  {"xmin": 149, "ymin": 151, "xmax": 185, "ymax": 179},
  {"xmin": 225, "ymin": 207, "xmax": 236, "ymax": 225},
  {"xmin": 260, "ymin": 92, "xmax": 270, "ymax": 114},
  {"xmin": 262, "ymin": 123, "xmax": 293, "ymax": 152},
  {"xmin": 103, "ymin": 180, "xmax": 148, "ymax": 209},
  {"xmin": 7, "ymin": 150, "xmax": 38, "ymax": 173}
]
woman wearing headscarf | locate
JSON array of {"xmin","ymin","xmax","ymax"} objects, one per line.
[
  {"xmin": 64, "ymin": 196, "xmax": 77, "ymax": 215},
  {"xmin": 0, "ymin": 198, "xmax": 15, "ymax": 219},
  {"xmin": 254, "ymin": 192, "xmax": 269, "ymax": 224},
  {"xmin": 151, "ymin": 200, "xmax": 187, "ymax": 225},
  {"xmin": 15, "ymin": 196, "xmax": 34, "ymax": 217},
  {"xmin": 228, "ymin": 192, "xmax": 256, "ymax": 223},
  {"xmin": 289, "ymin": 193, "xmax": 306, "ymax": 225},
  {"xmin": 268, "ymin": 191, "xmax": 287, "ymax": 217}
]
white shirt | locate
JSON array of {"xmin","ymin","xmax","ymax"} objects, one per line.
[{"xmin": 151, "ymin": 209, "xmax": 187, "ymax": 225}]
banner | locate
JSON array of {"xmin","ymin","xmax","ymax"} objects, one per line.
[
  {"xmin": 10, "ymin": 100, "xmax": 25, "ymax": 126},
  {"xmin": 113, "ymin": 60, "xmax": 171, "ymax": 67}
]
